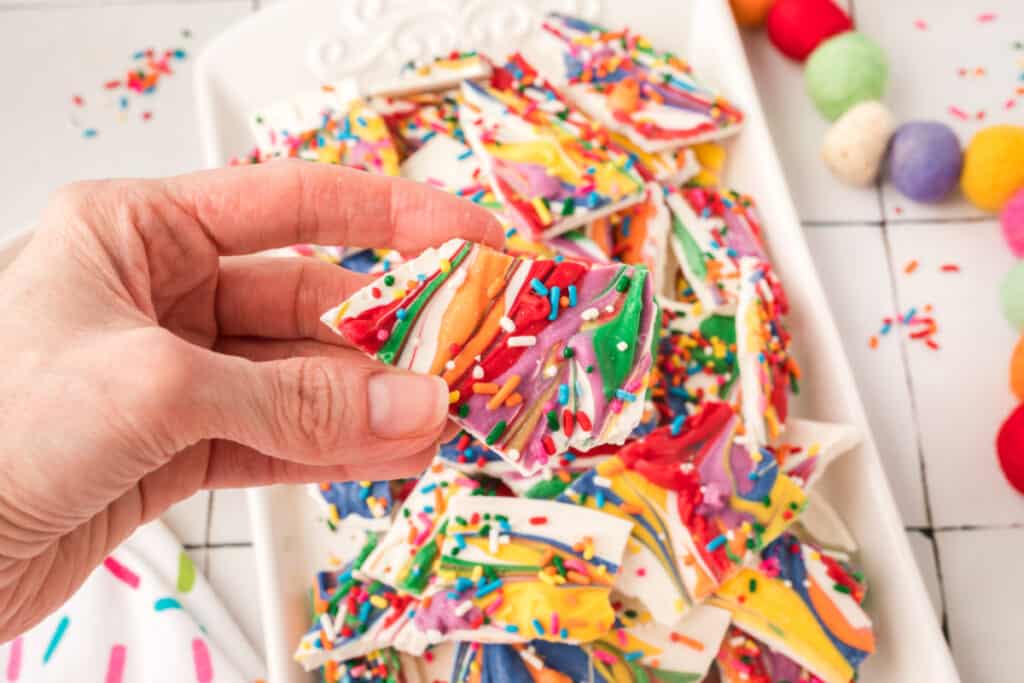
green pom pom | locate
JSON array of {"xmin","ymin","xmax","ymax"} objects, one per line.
[
  {"xmin": 805, "ymin": 31, "xmax": 888, "ymax": 121},
  {"xmin": 1001, "ymin": 262, "xmax": 1024, "ymax": 330}
]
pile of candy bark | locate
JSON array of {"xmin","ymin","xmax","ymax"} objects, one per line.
[{"xmin": 240, "ymin": 13, "xmax": 874, "ymax": 683}]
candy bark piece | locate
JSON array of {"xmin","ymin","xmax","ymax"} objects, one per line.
[
  {"xmin": 373, "ymin": 90, "xmax": 463, "ymax": 159},
  {"xmin": 321, "ymin": 238, "xmax": 659, "ymax": 474},
  {"xmin": 714, "ymin": 625, "xmax": 814, "ymax": 683},
  {"xmin": 368, "ymin": 52, "xmax": 491, "ymax": 98},
  {"xmin": 665, "ymin": 187, "xmax": 768, "ymax": 315},
  {"xmin": 559, "ymin": 403, "xmax": 807, "ymax": 626},
  {"xmin": 798, "ymin": 491, "xmax": 858, "ymax": 553},
  {"xmin": 772, "ymin": 419, "xmax": 860, "ymax": 490},
  {"xmin": 321, "ymin": 647, "xmax": 406, "ymax": 683},
  {"xmin": 450, "ymin": 640, "xmax": 592, "ymax": 683},
  {"xmin": 399, "ymin": 133, "xmax": 502, "ymax": 211},
  {"xmin": 541, "ymin": 14, "xmax": 744, "ymax": 152},
  {"xmin": 710, "ymin": 534, "xmax": 874, "ymax": 683},
  {"xmin": 249, "ymin": 80, "xmax": 400, "ymax": 175},
  {"xmin": 357, "ymin": 463, "xmax": 481, "ymax": 597},
  {"xmin": 591, "ymin": 598, "xmax": 730, "ymax": 683},
  {"xmin": 458, "ymin": 55, "xmax": 646, "ymax": 238},
  {"xmin": 309, "ymin": 480, "xmax": 396, "ymax": 532},
  {"xmin": 734, "ymin": 259, "xmax": 798, "ymax": 449},
  {"xmin": 417, "ymin": 496, "xmax": 632, "ymax": 644},
  {"xmin": 295, "ymin": 535, "xmax": 427, "ymax": 671}
]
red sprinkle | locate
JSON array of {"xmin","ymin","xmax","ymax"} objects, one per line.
[
  {"xmin": 575, "ymin": 411, "xmax": 592, "ymax": 431},
  {"xmin": 977, "ymin": 12, "xmax": 997, "ymax": 22},
  {"xmin": 949, "ymin": 106, "xmax": 969, "ymax": 121},
  {"xmin": 940, "ymin": 264, "xmax": 960, "ymax": 272},
  {"xmin": 913, "ymin": 19, "xmax": 928, "ymax": 30},
  {"xmin": 529, "ymin": 516, "xmax": 548, "ymax": 525},
  {"xmin": 562, "ymin": 409, "xmax": 575, "ymax": 436},
  {"xmin": 104, "ymin": 79, "xmax": 122, "ymax": 90},
  {"xmin": 925, "ymin": 339, "xmax": 940, "ymax": 350}
]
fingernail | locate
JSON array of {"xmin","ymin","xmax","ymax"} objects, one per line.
[{"xmin": 368, "ymin": 373, "xmax": 448, "ymax": 439}]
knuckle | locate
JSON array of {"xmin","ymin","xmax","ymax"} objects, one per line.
[{"xmin": 276, "ymin": 357, "xmax": 346, "ymax": 452}]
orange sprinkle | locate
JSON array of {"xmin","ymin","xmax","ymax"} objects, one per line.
[
  {"xmin": 566, "ymin": 570, "xmax": 592, "ymax": 584},
  {"xmin": 620, "ymin": 502, "xmax": 645, "ymax": 515},
  {"xmin": 670, "ymin": 631, "xmax": 706, "ymax": 651},
  {"xmin": 487, "ymin": 375, "xmax": 522, "ymax": 410},
  {"xmin": 505, "ymin": 392, "xmax": 523, "ymax": 407},
  {"xmin": 539, "ymin": 549, "xmax": 555, "ymax": 566},
  {"xmin": 869, "ymin": 336, "xmax": 879, "ymax": 349},
  {"xmin": 472, "ymin": 382, "xmax": 499, "ymax": 395},
  {"xmin": 904, "ymin": 259, "xmax": 919, "ymax": 274}
]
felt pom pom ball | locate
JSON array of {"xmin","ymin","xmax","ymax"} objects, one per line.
[
  {"xmin": 997, "ymin": 403, "xmax": 1024, "ymax": 495},
  {"xmin": 961, "ymin": 125, "xmax": 1024, "ymax": 212},
  {"xmin": 822, "ymin": 100, "xmax": 894, "ymax": 186},
  {"xmin": 886, "ymin": 121, "xmax": 963, "ymax": 203},
  {"xmin": 1011, "ymin": 337, "xmax": 1024, "ymax": 401},
  {"xmin": 1001, "ymin": 262, "xmax": 1024, "ymax": 330},
  {"xmin": 730, "ymin": 0, "xmax": 777, "ymax": 28},
  {"xmin": 766, "ymin": 0, "xmax": 852, "ymax": 61},
  {"xmin": 1001, "ymin": 189, "xmax": 1024, "ymax": 258},
  {"xmin": 805, "ymin": 32, "xmax": 888, "ymax": 121}
]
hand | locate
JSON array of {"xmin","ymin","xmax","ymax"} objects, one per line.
[{"xmin": 0, "ymin": 161, "xmax": 503, "ymax": 640}]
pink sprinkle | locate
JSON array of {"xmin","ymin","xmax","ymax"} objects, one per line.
[
  {"xmin": 192, "ymin": 638, "xmax": 213, "ymax": 683},
  {"xmin": 105, "ymin": 645, "xmax": 126, "ymax": 683},
  {"xmin": 563, "ymin": 558, "xmax": 588, "ymax": 573},
  {"xmin": 913, "ymin": 19, "xmax": 928, "ymax": 30},
  {"xmin": 454, "ymin": 477, "xmax": 481, "ymax": 489},
  {"xmin": 977, "ymin": 12, "xmax": 997, "ymax": 22},
  {"xmin": 103, "ymin": 556, "xmax": 140, "ymax": 589},
  {"xmin": 635, "ymin": 567, "xmax": 647, "ymax": 577},
  {"xmin": 550, "ymin": 612, "xmax": 560, "ymax": 635},
  {"xmin": 948, "ymin": 106, "xmax": 969, "ymax": 121},
  {"xmin": 616, "ymin": 628, "xmax": 629, "ymax": 647},
  {"xmin": 484, "ymin": 596, "xmax": 503, "ymax": 615},
  {"xmin": 6, "ymin": 637, "xmax": 22, "ymax": 681},
  {"xmin": 1007, "ymin": 99, "xmax": 1018, "ymax": 110},
  {"xmin": 592, "ymin": 648, "xmax": 616, "ymax": 665},
  {"xmin": 976, "ymin": 110, "xmax": 987, "ymax": 120}
]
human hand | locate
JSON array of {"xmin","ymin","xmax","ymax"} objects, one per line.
[{"xmin": 0, "ymin": 161, "xmax": 503, "ymax": 640}]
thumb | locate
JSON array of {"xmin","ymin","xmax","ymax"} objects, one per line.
[{"xmin": 182, "ymin": 345, "xmax": 450, "ymax": 464}]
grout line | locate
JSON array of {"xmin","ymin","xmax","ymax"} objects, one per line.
[
  {"xmin": 909, "ymin": 523, "xmax": 1024, "ymax": 533},
  {"xmin": 184, "ymin": 541, "xmax": 255, "ymax": 549},
  {"xmin": 803, "ymin": 215, "xmax": 995, "ymax": 229},
  {"xmin": 0, "ymin": 0, "xmax": 238, "ymax": 10}
]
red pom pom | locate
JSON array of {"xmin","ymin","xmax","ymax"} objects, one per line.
[
  {"xmin": 766, "ymin": 0, "xmax": 853, "ymax": 61},
  {"xmin": 997, "ymin": 403, "xmax": 1024, "ymax": 494}
]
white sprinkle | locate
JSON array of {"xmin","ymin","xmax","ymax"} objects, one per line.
[
  {"xmin": 679, "ymin": 463, "xmax": 694, "ymax": 473},
  {"xmin": 783, "ymin": 579, "xmax": 792, "ymax": 588},
  {"xmin": 616, "ymin": 341, "xmax": 628, "ymax": 352},
  {"xmin": 593, "ymin": 476, "xmax": 612, "ymax": 488},
  {"xmin": 521, "ymin": 648, "xmax": 544, "ymax": 670},
  {"xmin": 472, "ymin": 365, "xmax": 484, "ymax": 379},
  {"xmin": 605, "ymin": 305, "xmax": 614, "ymax": 313},
  {"xmin": 454, "ymin": 600, "xmax": 475, "ymax": 617},
  {"xmin": 475, "ymin": 354, "xmax": 482, "ymax": 362},
  {"xmin": 320, "ymin": 613, "xmax": 337, "ymax": 642},
  {"xmin": 803, "ymin": 579, "xmax": 810, "ymax": 588},
  {"xmin": 729, "ymin": 636, "xmax": 746, "ymax": 647},
  {"xmin": 726, "ymin": 529, "xmax": 735, "ymax": 541},
  {"xmin": 445, "ymin": 360, "xmax": 456, "ymax": 371},
  {"xmin": 489, "ymin": 526, "xmax": 499, "ymax": 554},
  {"xmin": 543, "ymin": 365, "xmax": 558, "ymax": 378},
  {"xmin": 498, "ymin": 534, "xmax": 510, "ymax": 544},
  {"xmin": 657, "ymin": 532, "xmax": 667, "ymax": 541},
  {"xmin": 499, "ymin": 316, "xmax": 516, "ymax": 332},
  {"xmin": 508, "ymin": 335, "xmax": 537, "ymax": 347},
  {"xmin": 581, "ymin": 307, "xmax": 599, "ymax": 321},
  {"xmin": 507, "ymin": 448, "xmax": 521, "ymax": 462}
]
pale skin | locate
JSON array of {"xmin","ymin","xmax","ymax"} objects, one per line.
[{"xmin": 0, "ymin": 160, "xmax": 503, "ymax": 642}]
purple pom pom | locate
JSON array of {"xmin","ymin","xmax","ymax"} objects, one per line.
[{"xmin": 886, "ymin": 121, "xmax": 963, "ymax": 203}]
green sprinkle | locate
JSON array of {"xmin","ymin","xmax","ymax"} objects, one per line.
[
  {"xmin": 749, "ymin": 578, "xmax": 757, "ymax": 592},
  {"xmin": 562, "ymin": 347, "xmax": 575, "ymax": 359},
  {"xmin": 561, "ymin": 197, "xmax": 575, "ymax": 215},
  {"xmin": 833, "ymin": 583, "xmax": 852, "ymax": 594},
  {"xmin": 615, "ymin": 274, "xmax": 631, "ymax": 292},
  {"xmin": 547, "ymin": 410, "xmax": 560, "ymax": 431},
  {"xmin": 458, "ymin": 404, "xmax": 470, "ymax": 418},
  {"xmin": 383, "ymin": 274, "xmax": 395, "ymax": 286},
  {"xmin": 485, "ymin": 421, "xmax": 506, "ymax": 445}
]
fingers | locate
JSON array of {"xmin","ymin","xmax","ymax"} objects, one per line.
[
  {"xmin": 162, "ymin": 161, "xmax": 505, "ymax": 256},
  {"xmin": 216, "ymin": 255, "xmax": 371, "ymax": 343},
  {"xmin": 188, "ymin": 343, "xmax": 449, "ymax": 466},
  {"xmin": 202, "ymin": 441, "xmax": 436, "ymax": 488}
]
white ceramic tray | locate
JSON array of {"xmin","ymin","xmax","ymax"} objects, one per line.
[{"xmin": 192, "ymin": 1, "xmax": 959, "ymax": 681}]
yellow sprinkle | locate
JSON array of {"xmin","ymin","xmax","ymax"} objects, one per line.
[
  {"xmin": 393, "ymin": 289, "xmax": 406, "ymax": 300},
  {"xmin": 369, "ymin": 595, "xmax": 389, "ymax": 609},
  {"xmin": 537, "ymin": 570, "xmax": 557, "ymax": 585},
  {"xmin": 532, "ymin": 197, "xmax": 553, "ymax": 225},
  {"xmin": 360, "ymin": 480, "xmax": 371, "ymax": 487},
  {"xmin": 328, "ymin": 504, "xmax": 339, "ymax": 526},
  {"xmin": 448, "ymin": 390, "xmax": 461, "ymax": 404},
  {"xmin": 471, "ymin": 565, "xmax": 483, "ymax": 583},
  {"xmin": 750, "ymin": 450, "xmax": 762, "ymax": 463},
  {"xmin": 437, "ymin": 570, "xmax": 457, "ymax": 582},
  {"xmin": 808, "ymin": 443, "xmax": 821, "ymax": 457},
  {"xmin": 331, "ymin": 302, "xmax": 350, "ymax": 328},
  {"xmin": 440, "ymin": 259, "xmax": 452, "ymax": 273},
  {"xmin": 675, "ymin": 598, "xmax": 685, "ymax": 613}
]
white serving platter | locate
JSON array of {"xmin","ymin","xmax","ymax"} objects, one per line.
[{"xmin": 193, "ymin": 1, "xmax": 959, "ymax": 681}]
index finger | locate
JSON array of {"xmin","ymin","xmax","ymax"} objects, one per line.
[{"xmin": 162, "ymin": 160, "xmax": 505, "ymax": 256}]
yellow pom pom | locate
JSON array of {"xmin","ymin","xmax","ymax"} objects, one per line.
[{"xmin": 961, "ymin": 125, "xmax": 1024, "ymax": 212}]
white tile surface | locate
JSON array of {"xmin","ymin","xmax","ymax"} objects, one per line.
[
  {"xmin": 209, "ymin": 488, "xmax": 254, "ymax": 544},
  {"xmin": 161, "ymin": 490, "xmax": 211, "ymax": 546},
  {"xmin": 805, "ymin": 225, "xmax": 929, "ymax": 525},
  {"xmin": 0, "ymin": 1, "xmax": 249, "ymax": 239},
  {"xmin": 938, "ymin": 527, "xmax": 1024, "ymax": 681},
  {"xmin": 887, "ymin": 222, "xmax": 1023, "ymax": 526},
  {"xmin": 740, "ymin": 17, "xmax": 883, "ymax": 223},
  {"xmin": 207, "ymin": 545, "xmax": 265, "ymax": 655},
  {"xmin": 855, "ymin": 0, "xmax": 1024, "ymax": 222},
  {"xmin": 906, "ymin": 529, "xmax": 944, "ymax": 624}
]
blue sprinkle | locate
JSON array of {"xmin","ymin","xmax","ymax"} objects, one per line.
[
  {"xmin": 475, "ymin": 579, "xmax": 503, "ymax": 599},
  {"xmin": 356, "ymin": 116, "xmax": 367, "ymax": 127},
  {"xmin": 506, "ymin": 227, "xmax": 518, "ymax": 238},
  {"xmin": 82, "ymin": 128, "xmax": 98, "ymax": 138},
  {"xmin": 417, "ymin": 273, "xmax": 427, "ymax": 282},
  {"xmin": 396, "ymin": 308, "xmax": 407, "ymax": 320},
  {"xmin": 505, "ymin": 624, "xmax": 520, "ymax": 633},
  {"xmin": 553, "ymin": 254, "xmax": 564, "ymax": 263},
  {"xmin": 549, "ymin": 286, "xmax": 561, "ymax": 321},
  {"xmin": 422, "ymin": 130, "xmax": 437, "ymax": 142},
  {"xmin": 119, "ymin": 96, "xmax": 128, "ymax": 110},
  {"xmin": 455, "ymin": 533, "xmax": 467, "ymax": 549},
  {"xmin": 624, "ymin": 154, "xmax": 636, "ymax": 170},
  {"xmin": 456, "ymin": 577, "xmax": 473, "ymax": 592},
  {"xmin": 726, "ymin": 247, "xmax": 738, "ymax": 258},
  {"xmin": 621, "ymin": 215, "xmax": 632, "ymax": 237},
  {"xmin": 471, "ymin": 190, "xmax": 486, "ymax": 203},
  {"xmin": 706, "ymin": 534, "xmax": 727, "ymax": 552},
  {"xmin": 568, "ymin": 285, "xmax": 578, "ymax": 307},
  {"xmin": 532, "ymin": 619, "xmax": 545, "ymax": 636},
  {"xmin": 457, "ymin": 149, "xmax": 474, "ymax": 160},
  {"xmin": 558, "ymin": 384, "xmax": 570, "ymax": 405},
  {"xmin": 560, "ymin": 628, "xmax": 568, "ymax": 639},
  {"xmin": 531, "ymin": 278, "xmax": 549, "ymax": 296},
  {"xmin": 596, "ymin": 489, "xmax": 605, "ymax": 508},
  {"xmin": 358, "ymin": 601, "xmax": 372, "ymax": 622},
  {"xmin": 624, "ymin": 651, "xmax": 644, "ymax": 662},
  {"xmin": 585, "ymin": 192, "xmax": 601, "ymax": 209},
  {"xmin": 563, "ymin": 453, "xmax": 576, "ymax": 462},
  {"xmin": 421, "ymin": 483, "xmax": 438, "ymax": 493},
  {"xmin": 423, "ymin": 505, "xmax": 434, "ymax": 514},
  {"xmin": 670, "ymin": 415, "xmax": 685, "ymax": 436},
  {"xmin": 615, "ymin": 389, "xmax": 637, "ymax": 402}
]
